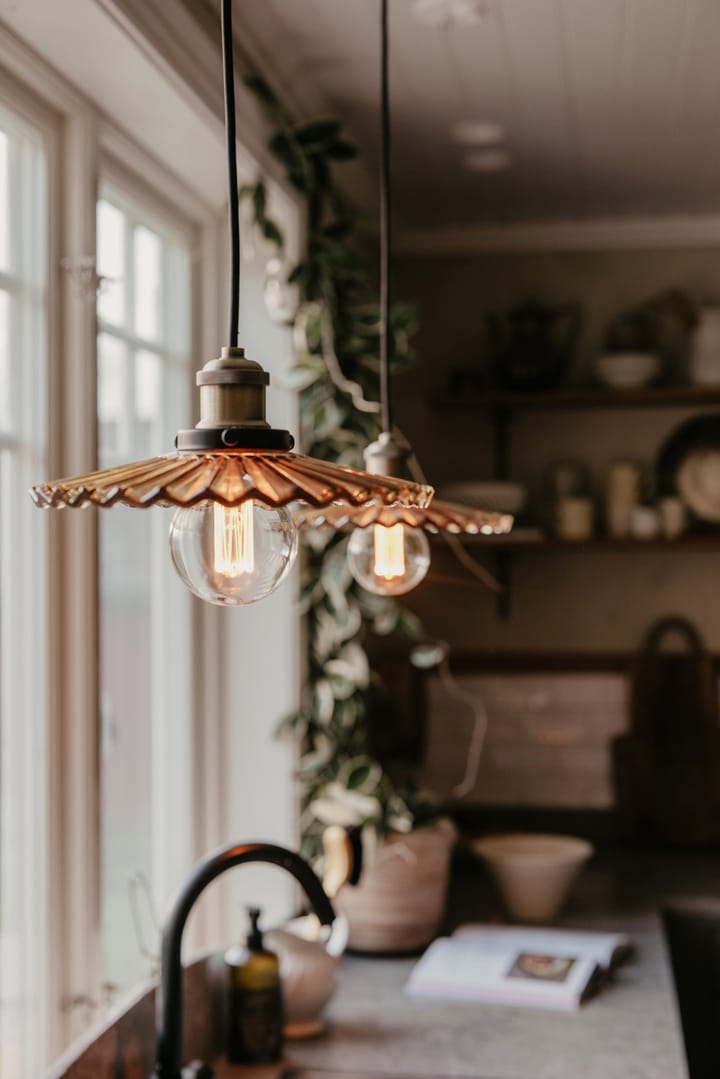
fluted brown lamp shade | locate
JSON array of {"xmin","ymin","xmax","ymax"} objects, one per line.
[
  {"xmin": 29, "ymin": 346, "xmax": 434, "ymax": 607},
  {"xmin": 295, "ymin": 497, "xmax": 512, "ymax": 535},
  {"xmin": 29, "ymin": 451, "xmax": 434, "ymax": 512}
]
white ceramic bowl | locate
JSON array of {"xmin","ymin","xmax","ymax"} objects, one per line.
[
  {"xmin": 439, "ymin": 481, "xmax": 527, "ymax": 515},
  {"xmin": 472, "ymin": 833, "xmax": 593, "ymax": 924},
  {"xmin": 594, "ymin": 351, "xmax": 660, "ymax": 388}
]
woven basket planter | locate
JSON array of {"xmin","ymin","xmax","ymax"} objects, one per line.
[{"xmin": 334, "ymin": 818, "xmax": 457, "ymax": 954}]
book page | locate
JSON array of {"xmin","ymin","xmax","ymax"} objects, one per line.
[
  {"xmin": 406, "ymin": 936, "xmax": 601, "ymax": 1011},
  {"xmin": 453, "ymin": 924, "xmax": 633, "ymax": 970}
]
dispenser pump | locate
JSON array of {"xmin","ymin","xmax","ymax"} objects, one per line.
[{"xmin": 246, "ymin": 906, "xmax": 263, "ymax": 951}]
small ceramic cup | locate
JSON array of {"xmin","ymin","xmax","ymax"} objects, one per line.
[
  {"xmin": 659, "ymin": 496, "xmax": 687, "ymax": 539},
  {"xmin": 630, "ymin": 504, "xmax": 660, "ymax": 540}
]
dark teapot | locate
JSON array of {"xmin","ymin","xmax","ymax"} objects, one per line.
[{"xmin": 487, "ymin": 299, "xmax": 582, "ymax": 391}]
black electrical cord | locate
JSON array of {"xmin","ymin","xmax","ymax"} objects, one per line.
[
  {"xmin": 221, "ymin": 0, "xmax": 240, "ymax": 348},
  {"xmin": 379, "ymin": 0, "xmax": 392, "ymax": 435}
]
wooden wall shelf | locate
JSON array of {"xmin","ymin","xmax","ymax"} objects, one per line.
[
  {"xmin": 431, "ymin": 384, "xmax": 720, "ymax": 616},
  {"xmin": 436, "ymin": 532, "xmax": 720, "ymax": 618}
]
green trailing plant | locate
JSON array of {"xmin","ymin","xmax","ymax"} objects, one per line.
[{"xmin": 241, "ymin": 74, "xmax": 440, "ymax": 860}]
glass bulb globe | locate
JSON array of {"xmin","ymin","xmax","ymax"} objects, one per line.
[
  {"xmin": 169, "ymin": 499, "xmax": 298, "ymax": 606},
  {"xmin": 347, "ymin": 523, "xmax": 430, "ymax": 596}
]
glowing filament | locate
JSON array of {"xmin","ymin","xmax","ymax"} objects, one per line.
[
  {"xmin": 373, "ymin": 524, "xmax": 406, "ymax": 580},
  {"xmin": 213, "ymin": 500, "xmax": 254, "ymax": 576}
]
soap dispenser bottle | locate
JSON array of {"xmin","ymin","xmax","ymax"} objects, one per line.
[{"xmin": 224, "ymin": 906, "xmax": 284, "ymax": 1064}]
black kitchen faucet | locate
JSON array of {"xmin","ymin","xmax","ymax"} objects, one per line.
[{"xmin": 150, "ymin": 841, "xmax": 336, "ymax": 1079}]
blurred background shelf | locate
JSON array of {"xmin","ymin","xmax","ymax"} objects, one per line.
[
  {"xmin": 435, "ymin": 385, "xmax": 720, "ymax": 412},
  {"xmin": 437, "ymin": 531, "xmax": 720, "ymax": 618},
  {"xmin": 448, "ymin": 532, "xmax": 720, "ymax": 552}
]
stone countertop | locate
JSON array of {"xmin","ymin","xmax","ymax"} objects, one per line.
[
  {"xmin": 53, "ymin": 849, "xmax": 716, "ymax": 1079},
  {"xmin": 275, "ymin": 849, "xmax": 718, "ymax": 1079}
]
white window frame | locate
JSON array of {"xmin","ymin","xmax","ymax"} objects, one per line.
[
  {"xmin": 0, "ymin": 7, "xmax": 304, "ymax": 1067},
  {"xmin": 0, "ymin": 74, "xmax": 54, "ymax": 1079},
  {"xmin": 0, "ymin": 24, "xmax": 224, "ymax": 1061}
]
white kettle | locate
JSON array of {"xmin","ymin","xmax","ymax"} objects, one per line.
[
  {"xmin": 266, "ymin": 827, "xmax": 355, "ymax": 1037},
  {"xmin": 265, "ymin": 913, "xmax": 348, "ymax": 1038}
]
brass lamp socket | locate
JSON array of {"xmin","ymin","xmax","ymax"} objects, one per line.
[{"xmin": 176, "ymin": 346, "xmax": 294, "ymax": 452}]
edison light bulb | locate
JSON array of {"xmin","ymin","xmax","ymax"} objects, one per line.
[
  {"xmin": 347, "ymin": 523, "xmax": 430, "ymax": 596},
  {"xmin": 169, "ymin": 499, "xmax": 298, "ymax": 606}
]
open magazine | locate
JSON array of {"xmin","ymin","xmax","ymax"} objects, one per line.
[{"xmin": 406, "ymin": 925, "xmax": 634, "ymax": 1011}]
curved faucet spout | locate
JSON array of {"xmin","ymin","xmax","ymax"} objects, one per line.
[{"xmin": 152, "ymin": 841, "xmax": 335, "ymax": 1079}]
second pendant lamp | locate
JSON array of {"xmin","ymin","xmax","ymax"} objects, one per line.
[{"xmin": 339, "ymin": 0, "xmax": 513, "ymax": 598}]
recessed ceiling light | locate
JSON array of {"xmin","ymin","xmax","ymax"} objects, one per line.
[
  {"xmin": 453, "ymin": 120, "xmax": 505, "ymax": 146},
  {"xmin": 413, "ymin": 0, "xmax": 490, "ymax": 28},
  {"xmin": 463, "ymin": 149, "xmax": 511, "ymax": 172}
]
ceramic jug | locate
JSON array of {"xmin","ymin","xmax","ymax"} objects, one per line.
[
  {"xmin": 487, "ymin": 299, "xmax": 582, "ymax": 391},
  {"xmin": 690, "ymin": 306, "xmax": 720, "ymax": 385}
]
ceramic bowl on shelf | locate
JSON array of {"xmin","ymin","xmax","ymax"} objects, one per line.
[
  {"xmin": 594, "ymin": 351, "xmax": 661, "ymax": 388},
  {"xmin": 439, "ymin": 481, "xmax": 527, "ymax": 515},
  {"xmin": 472, "ymin": 833, "xmax": 594, "ymax": 924}
]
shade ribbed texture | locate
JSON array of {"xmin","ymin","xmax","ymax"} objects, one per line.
[
  {"xmin": 29, "ymin": 451, "xmax": 434, "ymax": 511},
  {"xmin": 295, "ymin": 498, "xmax": 513, "ymax": 535}
]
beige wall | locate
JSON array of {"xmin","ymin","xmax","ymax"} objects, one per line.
[{"xmin": 393, "ymin": 246, "xmax": 720, "ymax": 653}]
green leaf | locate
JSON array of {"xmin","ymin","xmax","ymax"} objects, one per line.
[
  {"xmin": 325, "ymin": 670, "xmax": 355, "ymax": 700},
  {"xmin": 243, "ymin": 74, "xmax": 279, "ymax": 108},
  {"xmin": 337, "ymin": 756, "xmax": 383, "ymax": 794},
  {"xmin": 287, "ymin": 263, "xmax": 305, "ymax": 285},
  {"xmin": 262, "ymin": 219, "xmax": 284, "ymax": 247},
  {"xmin": 267, "ymin": 132, "xmax": 306, "ymax": 176},
  {"xmin": 326, "ymin": 138, "xmax": 358, "ymax": 161},
  {"xmin": 294, "ymin": 119, "xmax": 342, "ymax": 147},
  {"xmin": 287, "ymin": 167, "xmax": 312, "ymax": 194},
  {"xmin": 322, "ymin": 219, "xmax": 354, "ymax": 240},
  {"xmin": 252, "ymin": 181, "xmax": 266, "ymax": 218},
  {"xmin": 311, "ymin": 678, "xmax": 335, "ymax": 725}
]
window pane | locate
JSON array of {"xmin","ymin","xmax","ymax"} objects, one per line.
[
  {"xmin": 133, "ymin": 348, "xmax": 161, "ymax": 461},
  {"xmin": 97, "ymin": 332, "xmax": 128, "ymax": 461},
  {"xmin": 0, "ymin": 131, "xmax": 8, "ymax": 272},
  {"xmin": 134, "ymin": 349, "xmax": 160, "ymax": 421},
  {"xmin": 0, "ymin": 290, "xmax": 9, "ymax": 430},
  {"xmin": 134, "ymin": 225, "xmax": 160, "ymax": 341},
  {"xmin": 99, "ymin": 505, "xmax": 154, "ymax": 994},
  {"xmin": 98, "ymin": 188, "xmax": 192, "ymax": 1001},
  {"xmin": 97, "ymin": 199, "xmax": 125, "ymax": 326}
]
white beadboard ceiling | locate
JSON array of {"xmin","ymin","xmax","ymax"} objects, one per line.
[{"xmin": 228, "ymin": 0, "xmax": 720, "ymax": 232}]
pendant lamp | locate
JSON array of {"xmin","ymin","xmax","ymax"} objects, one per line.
[
  {"xmin": 29, "ymin": 0, "xmax": 433, "ymax": 608},
  {"xmin": 317, "ymin": 0, "xmax": 512, "ymax": 599}
]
